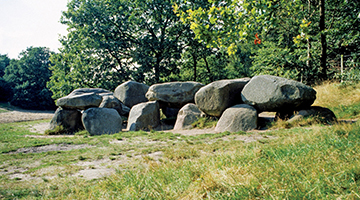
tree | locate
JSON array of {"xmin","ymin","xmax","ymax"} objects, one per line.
[
  {"xmin": 49, "ymin": 0, "xmax": 214, "ymax": 99},
  {"xmin": 0, "ymin": 54, "xmax": 10, "ymax": 77},
  {"xmin": 176, "ymin": 0, "xmax": 360, "ymax": 84},
  {"xmin": 3, "ymin": 47, "xmax": 56, "ymax": 110},
  {"xmin": 0, "ymin": 54, "xmax": 12, "ymax": 101}
]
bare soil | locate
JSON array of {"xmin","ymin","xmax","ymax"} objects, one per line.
[
  {"xmin": 0, "ymin": 108, "xmax": 54, "ymax": 123},
  {"xmin": 5, "ymin": 144, "xmax": 93, "ymax": 155}
]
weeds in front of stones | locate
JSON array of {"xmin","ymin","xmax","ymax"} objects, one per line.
[
  {"xmin": 191, "ymin": 116, "xmax": 218, "ymax": 129},
  {"xmin": 270, "ymin": 116, "xmax": 322, "ymax": 129},
  {"xmin": 44, "ymin": 125, "xmax": 67, "ymax": 135},
  {"xmin": 75, "ymin": 130, "xmax": 89, "ymax": 136}
]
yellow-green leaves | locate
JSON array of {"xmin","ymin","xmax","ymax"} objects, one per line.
[{"xmin": 175, "ymin": 0, "xmax": 271, "ymax": 55}]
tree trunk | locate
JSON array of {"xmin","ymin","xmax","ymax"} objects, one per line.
[
  {"xmin": 192, "ymin": 54, "xmax": 197, "ymax": 82},
  {"xmin": 305, "ymin": 0, "xmax": 312, "ymax": 83},
  {"xmin": 319, "ymin": 0, "xmax": 327, "ymax": 80},
  {"xmin": 203, "ymin": 55, "xmax": 213, "ymax": 82},
  {"xmin": 155, "ymin": 54, "xmax": 161, "ymax": 83}
]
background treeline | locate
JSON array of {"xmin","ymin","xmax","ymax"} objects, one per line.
[
  {"xmin": 0, "ymin": 47, "xmax": 55, "ymax": 110},
  {"xmin": 1, "ymin": 0, "xmax": 359, "ymax": 110}
]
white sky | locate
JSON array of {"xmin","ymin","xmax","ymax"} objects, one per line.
[{"xmin": 0, "ymin": 0, "xmax": 69, "ymax": 59}]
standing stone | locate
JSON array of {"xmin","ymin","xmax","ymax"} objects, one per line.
[
  {"xmin": 50, "ymin": 107, "xmax": 84, "ymax": 133},
  {"xmin": 56, "ymin": 88, "xmax": 112, "ymax": 110},
  {"xmin": 195, "ymin": 78, "xmax": 250, "ymax": 117},
  {"xmin": 146, "ymin": 81, "xmax": 204, "ymax": 108},
  {"xmin": 174, "ymin": 103, "xmax": 204, "ymax": 130},
  {"xmin": 114, "ymin": 81, "xmax": 149, "ymax": 108},
  {"xmin": 127, "ymin": 101, "xmax": 160, "ymax": 131},
  {"xmin": 82, "ymin": 108, "xmax": 122, "ymax": 135},
  {"xmin": 241, "ymin": 75, "xmax": 317, "ymax": 112},
  {"xmin": 215, "ymin": 104, "xmax": 257, "ymax": 133}
]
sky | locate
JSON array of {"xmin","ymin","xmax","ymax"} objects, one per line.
[{"xmin": 0, "ymin": 0, "xmax": 69, "ymax": 59}]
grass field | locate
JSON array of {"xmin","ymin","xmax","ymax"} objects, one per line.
[{"xmin": 0, "ymin": 82, "xmax": 360, "ymax": 199}]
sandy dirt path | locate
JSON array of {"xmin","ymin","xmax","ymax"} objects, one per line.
[{"xmin": 0, "ymin": 108, "xmax": 54, "ymax": 124}]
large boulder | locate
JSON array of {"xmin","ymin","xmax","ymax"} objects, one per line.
[
  {"xmin": 174, "ymin": 103, "xmax": 204, "ymax": 130},
  {"xmin": 50, "ymin": 107, "xmax": 84, "ymax": 133},
  {"xmin": 241, "ymin": 75, "xmax": 317, "ymax": 112},
  {"xmin": 82, "ymin": 108, "xmax": 122, "ymax": 135},
  {"xmin": 146, "ymin": 81, "xmax": 204, "ymax": 108},
  {"xmin": 194, "ymin": 78, "xmax": 250, "ymax": 117},
  {"xmin": 114, "ymin": 81, "xmax": 149, "ymax": 108},
  {"xmin": 56, "ymin": 88, "xmax": 113, "ymax": 110},
  {"xmin": 99, "ymin": 95, "xmax": 130, "ymax": 116},
  {"xmin": 286, "ymin": 106, "xmax": 337, "ymax": 124},
  {"xmin": 215, "ymin": 104, "xmax": 257, "ymax": 133},
  {"xmin": 65, "ymin": 88, "xmax": 113, "ymax": 96},
  {"xmin": 127, "ymin": 101, "xmax": 160, "ymax": 131}
]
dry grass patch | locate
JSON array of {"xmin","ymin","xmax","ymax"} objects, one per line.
[{"xmin": 313, "ymin": 82, "xmax": 360, "ymax": 110}]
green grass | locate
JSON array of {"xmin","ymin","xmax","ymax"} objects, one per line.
[
  {"xmin": 1, "ymin": 120, "xmax": 360, "ymax": 199},
  {"xmin": 332, "ymin": 101, "xmax": 360, "ymax": 119},
  {"xmin": 0, "ymin": 109, "xmax": 8, "ymax": 113}
]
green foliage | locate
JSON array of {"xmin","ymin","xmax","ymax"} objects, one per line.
[
  {"xmin": 336, "ymin": 67, "xmax": 360, "ymax": 83},
  {"xmin": 49, "ymin": 0, "xmax": 216, "ymax": 99},
  {"xmin": 0, "ymin": 54, "xmax": 10, "ymax": 77},
  {"xmin": 0, "ymin": 54, "xmax": 12, "ymax": 101},
  {"xmin": 177, "ymin": 0, "xmax": 360, "ymax": 84},
  {"xmin": 0, "ymin": 77, "xmax": 13, "ymax": 102},
  {"xmin": 251, "ymin": 41, "xmax": 300, "ymax": 79},
  {"xmin": 3, "ymin": 47, "xmax": 56, "ymax": 110}
]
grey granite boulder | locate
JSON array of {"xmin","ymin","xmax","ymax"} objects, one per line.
[
  {"xmin": 82, "ymin": 108, "xmax": 122, "ymax": 135},
  {"xmin": 114, "ymin": 81, "xmax": 149, "ymax": 108},
  {"xmin": 174, "ymin": 103, "xmax": 204, "ymax": 130},
  {"xmin": 286, "ymin": 106, "xmax": 337, "ymax": 124},
  {"xmin": 99, "ymin": 95, "xmax": 130, "ymax": 116},
  {"xmin": 241, "ymin": 75, "xmax": 316, "ymax": 112},
  {"xmin": 126, "ymin": 101, "xmax": 160, "ymax": 131},
  {"xmin": 56, "ymin": 88, "xmax": 113, "ymax": 110},
  {"xmin": 65, "ymin": 88, "xmax": 113, "ymax": 96},
  {"xmin": 194, "ymin": 78, "xmax": 250, "ymax": 117},
  {"xmin": 215, "ymin": 104, "xmax": 257, "ymax": 132},
  {"xmin": 146, "ymin": 81, "xmax": 204, "ymax": 108},
  {"xmin": 50, "ymin": 107, "xmax": 84, "ymax": 133}
]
